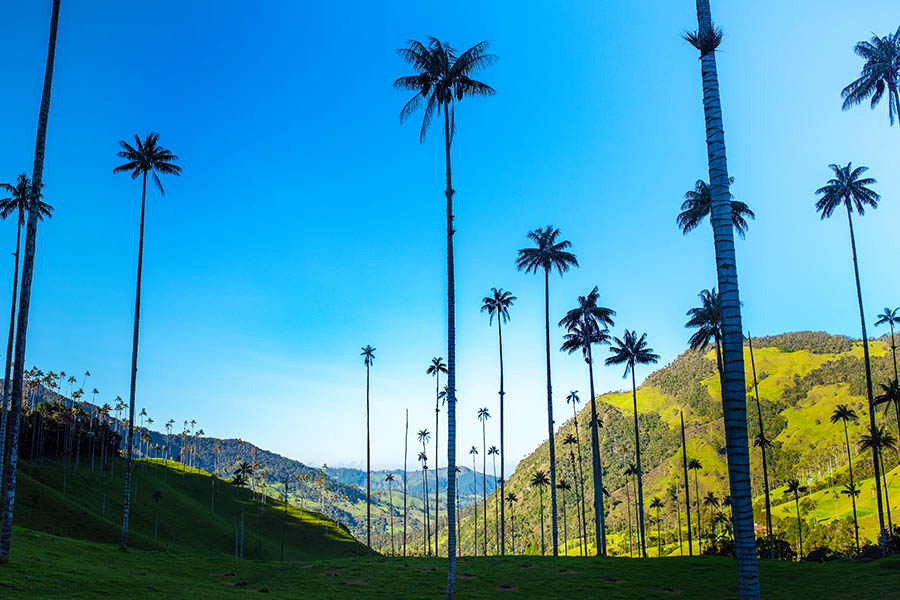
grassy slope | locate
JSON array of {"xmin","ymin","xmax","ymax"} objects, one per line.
[
  {"xmin": 11, "ymin": 457, "xmax": 364, "ymax": 560},
  {"xmin": 1, "ymin": 529, "xmax": 899, "ymax": 599}
]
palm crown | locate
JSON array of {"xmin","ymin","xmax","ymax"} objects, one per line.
[
  {"xmin": 477, "ymin": 407, "xmax": 490, "ymax": 422},
  {"xmin": 859, "ymin": 426, "xmax": 897, "ymax": 453},
  {"xmin": 559, "ymin": 286, "xmax": 615, "ymax": 332},
  {"xmin": 361, "ymin": 345, "xmax": 376, "ymax": 367},
  {"xmin": 530, "ymin": 470, "xmax": 550, "ymax": 488},
  {"xmin": 566, "ymin": 391, "xmax": 579, "ymax": 406},
  {"xmin": 0, "ymin": 174, "xmax": 52, "ymax": 224},
  {"xmin": 516, "ymin": 226, "xmax": 578, "ymax": 276},
  {"xmin": 875, "ymin": 307, "xmax": 900, "ymax": 329},
  {"xmin": 841, "ymin": 27, "xmax": 900, "ymax": 126},
  {"xmin": 605, "ymin": 330, "xmax": 660, "ymax": 377},
  {"xmin": 560, "ymin": 320, "xmax": 610, "ymax": 361},
  {"xmin": 685, "ymin": 288, "xmax": 722, "ymax": 352},
  {"xmin": 113, "ymin": 132, "xmax": 181, "ymax": 193},
  {"xmin": 677, "ymin": 178, "xmax": 754, "ymax": 238},
  {"xmin": 394, "ymin": 38, "xmax": 496, "ymax": 143},
  {"xmin": 830, "ymin": 404, "xmax": 857, "ymax": 425},
  {"xmin": 814, "ymin": 163, "xmax": 879, "ymax": 218},
  {"xmin": 417, "ymin": 429, "xmax": 431, "ymax": 445},
  {"xmin": 426, "ymin": 356, "xmax": 446, "ymax": 377},
  {"xmin": 481, "ymin": 288, "xmax": 516, "ymax": 324}
]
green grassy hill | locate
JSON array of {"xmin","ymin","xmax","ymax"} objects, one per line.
[
  {"xmin": 10, "ymin": 456, "xmax": 364, "ymax": 560},
  {"xmin": 462, "ymin": 331, "xmax": 900, "ymax": 557}
]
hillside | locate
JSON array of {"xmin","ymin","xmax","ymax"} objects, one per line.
[{"xmin": 465, "ymin": 331, "xmax": 900, "ymax": 557}]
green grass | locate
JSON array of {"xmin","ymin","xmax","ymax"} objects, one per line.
[{"xmin": 1, "ymin": 528, "xmax": 899, "ymax": 599}]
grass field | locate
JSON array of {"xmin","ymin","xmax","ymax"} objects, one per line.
[{"xmin": 1, "ymin": 528, "xmax": 899, "ymax": 599}]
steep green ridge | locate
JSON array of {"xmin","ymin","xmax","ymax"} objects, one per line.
[
  {"xmin": 462, "ymin": 331, "xmax": 900, "ymax": 557},
  {"xmin": 11, "ymin": 456, "xmax": 364, "ymax": 560}
]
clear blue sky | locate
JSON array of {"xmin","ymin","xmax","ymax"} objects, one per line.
[{"xmin": 1, "ymin": 1, "xmax": 898, "ymax": 474}]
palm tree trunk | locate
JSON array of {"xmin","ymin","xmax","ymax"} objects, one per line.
[
  {"xmin": 586, "ymin": 343, "xmax": 605, "ymax": 555},
  {"xmin": 676, "ymin": 495, "xmax": 683, "ymax": 556},
  {"xmin": 120, "ymin": 167, "xmax": 148, "ymax": 551},
  {"xmin": 542, "ymin": 269, "xmax": 559, "ymax": 556},
  {"xmin": 879, "ymin": 448, "xmax": 893, "ymax": 532},
  {"xmin": 568, "ymin": 450, "xmax": 583, "ymax": 556},
  {"xmin": 481, "ymin": 420, "xmax": 487, "ymax": 555},
  {"xmin": 625, "ymin": 479, "xmax": 633, "ymax": 557},
  {"xmin": 0, "ymin": 0, "xmax": 60, "ymax": 561},
  {"xmin": 631, "ymin": 370, "xmax": 647, "ymax": 558},
  {"xmin": 694, "ymin": 470, "xmax": 701, "ymax": 553},
  {"xmin": 656, "ymin": 507, "xmax": 662, "ymax": 556},
  {"xmin": 561, "ymin": 493, "xmax": 567, "ymax": 555},
  {"xmin": 472, "ymin": 453, "xmax": 478, "ymax": 556},
  {"xmin": 497, "ymin": 318, "xmax": 506, "ymax": 555},
  {"xmin": 423, "ymin": 463, "xmax": 431, "ymax": 556},
  {"xmin": 747, "ymin": 335, "xmax": 774, "ymax": 558},
  {"xmin": 680, "ymin": 413, "xmax": 693, "ymax": 556},
  {"xmin": 443, "ymin": 103, "xmax": 459, "ymax": 599},
  {"xmin": 538, "ymin": 488, "xmax": 545, "ymax": 555},
  {"xmin": 509, "ymin": 501, "xmax": 515, "ymax": 553},
  {"xmin": 794, "ymin": 495, "xmax": 803, "ymax": 559},
  {"xmin": 434, "ymin": 374, "xmax": 440, "ymax": 558},
  {"xmin": 693, "ymin": 2, "xmax": 759, "ymax": 594},
  {"xmin": 404, "ymin": 408, "xmax": 408, "ymax": 557},
  {"xmin": 366, "ymin": 362, "xmax": 371, "ymax": 554},
  {"xmin": 845, "ymin": 203, "xmax": 887, "ymax": 547},
  {"xmin": 492, "ymin": 456, "xmax": 499, "ymax": 553},
  {"xmin": 0, "ymin": 219, "xmax": 22, "ymax": 489},
  {"xmin": 389, "ymin": 485, "xmax": 395, "ymax": 556}
]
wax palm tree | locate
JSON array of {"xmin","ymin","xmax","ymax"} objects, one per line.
[
  {"xmin": 426, "ymin": 356, "xmax": 447, "ymax": 555},
  {"xmin": 677, "ymin": 178, "xmax": 754, "ymax": 238},
  {"xmin": 679, "ymin": 412, "xmax": 694, "ymax": 556},
  {"xmin": 360, "ymin": 345, "xmax": 376, "ymax": 553},
  {"xmin": 556, "ymin": 479, "xmax": 572, "ymax": 555},
  {"xmin": 841, "ymin": 482, "xmax": 862, "ymax": 553},
  {"xmin": 606, "ymin": 330, "xmax": 659, "ymax": 557},
  {"xmin": 841, "ymin": 27, "xmax": 900, "ymax": 126},
  {"xmin": 481, "ymin": 287, "xmax": 515, "ymax": 555},
  {"xmin": 418, "ymin": 429, "xmax": 432, "ymax": 556},
  {"xmin": 395, "ymin": 38, "xmax": 495, "ymax": 595},
  {"xmin": 747, "ymin": 334, "xmax": 775, "ymax": 558},
  {"xmin": 476, "ymin": 407, "xmax": 490, "ymax": 555},
  {"xmin": 831, "ymin": 405, "xmax": 859, "ymax": 510},
  {"xmin": 469, "ymin": 445, "xmax": 479, "ymax": 556},
  {"xmin": 649, "ymin": 497, "xmax": 664, "ymax": 556},
  {"xmin": 559, "ymin": 286, "xmax": 615, "ymax": 555},
  {"xmin": 561, "ymin": 432, "xmax": 585, "ymax": 555},
  {"xmin": 875, "ymin": 379, "xmax": 900, "ymax": 443},
  {"xmin": 112, "ymin": 131, "xmax": 181, "ymax": 550},
  {"xmin": 784, "ymin": 479, "xmax": 807, "ymax": 560},
  {"xmin": 859, "ymin": 426, "xmax": 897, "ymax": 533},
  {"xmin": 506, "ymin": 492, "xmax": 518, "ymax": 554},
  {"xmin": 815, "ymin": 162, "xmax": 887, "ymax": 546},
  {"xmin": 530, "ymin": 470, "xmax": 550, "ymax": 555},
  {"xmin": 488, "ymin": 445, "xmax": 500, "ymax": 553},
  {"xmin": 0, "ymin": 174, "xmax": 51, "ymax": 487},
  {"xmin": 386, "ymin": 473, "xmax": 396, "ymax": 556},
  {"xmin": 702, "ymin": 491, "xmax": 719, "ymax": 547},
  {"xmin": 668, "ymin": 484, "xmax": 683, "ymax": 556},
  {"xmin": 517, "ymin": 226, "xmax": 578, "ymax": 556},
  {"xmin": 688, "ymin": 458, "xmax": 703, "ymax": 552},
  {"xmin": 685, "ymin": 3, "xmax": 759, "ymax": 594},
  {"xmin": 875, "ymin": 307, "xmax": 900, "ymax": 384},
  {"xmin": 685, "ymin": 288, "xmax": 723, "ymax": 377},
  {"xmin": 0, "ymin": 0, "xmax": 61, "ymax": 563},
  {"xmin": 623, "ymin": 462, "xmax": 636, "ymax": 557},
  {"xmin": 231, "ymin": 461, "xmax": 253, "ymax": 487}
]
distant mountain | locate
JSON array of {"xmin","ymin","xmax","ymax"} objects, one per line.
[{"xmin": 325, "ymin": 466, "xmax": 497, "ymax": 498}]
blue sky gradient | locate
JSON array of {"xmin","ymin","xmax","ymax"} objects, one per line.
[{"xmin": 1, "ymin": 1, "xmax": 898, "ymax": 473}]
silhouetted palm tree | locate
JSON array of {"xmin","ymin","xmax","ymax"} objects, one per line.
[
  {"xmin": 481, "ymin": 287, "xmax": 515, "ymax": 555},
  {"xmin": 469, "ymin": 445, "xmax": 479, "ymax": 556},
  {"xmin": 875, "ymin": 307, "xmax": 900, "ymax": 383},
  {"xmin": 815, "ymin": 162, "xmax": 887, "ymax": 546},
  {"xmin": 488, "ymin": 445, "xmax": 500, "ymax": 553},
  {"xmin": 559, "ymin": 286, "xmax": 615, "ymax": 555},
  {"xmin": 688, "ymin": 458, "xmax": 703, "ymax": 552},
  {"xmin": 875, "ymin": 379, "xmax": 900, "ymax": 443},
  {"xmin": 841, "ymin": 482, "xmax": 862, "ymax": 553},
  {"xmin": 624, "ymin": 462, "xmax": 637, "ymax": 557},
  {"xmin": 841, "ymin": 27, "xmax": 900, "ymax": 126},
  {"xmin": 859, "ymin": 426, "xmax": 897, "ymax": 533},
  {"xmin": 427, "ymin": 356, "xmax": 447, "ymax": 555},
  {"xmin": 747, "ymin": 334, "xmax": 775, "ymax": 558},
  {"xmin": 386, "ymin": 473, "xmax": 396, "ymax": 556},
  {"xmin": 685, "ymin": 3, "xmax": 759, "ymax": 593},
  {"xmin": 668, "ymin": 484, "xmax": 683, "ymax": 556},
  {"xmin": 702, "ymin": 491, "xmax": 719, "ymax": 548},
  {"xmin": 418, "ymin": 430, "xmax": 432, "ymax": 556},
  {"xmin": 679, "ymin": 412, "xmax": 694, "ymax": 556},
  {"xmin": 832, "ymin": 405, "xmax": 862, "ymax": 552},
  {"xmin": 685, "ymin": 288, "xmax": 723, "ymax": 381},
  {"xmin": 477, "ymin": 407, "xmax": 490, "ymax": 555},
  {"xmin": 557, "ymin": 479, "xmax": 572, "ymax": 555},
  {"xmin": 561, "ymin": 431, "xmax": 585, "ymax": 555},
  {"xmin": 517, "ymin": 225, "xmax": 578, "ymax": 556},
  {"xmin": 649, "ymin": 496, "xmax": 664, "ymax": 556},
  {"xmin": 506, "ymin": 492, "xmax": 518, "ymax": 554},
  {"xmin": 112, "ymin": 131, "xmax": 181, "ymax": 550},
  {"xmin": 677, "ymin": 178, "xmax": 754, "ymax": 238},
  {"xmin": 784, "ymin": 479, "xmax": 807, "ymax": 560},
  {"xmin": 360, "ymin": 345, "xmax": 376, "ymax": 552},
  {"xmin": 395, "ymin": 38, "xmax": 495, "ymax": 594},
  {"xmin": 0, "ymin": 0, "xmax": 61, "ymax": 563},
  {"xmin": 606, "ymin": 330, "xmax": 659, "ymax": 557},
  {"xmin": 530, "ymin": 470, "xmax": 550, "ymax": 555}
]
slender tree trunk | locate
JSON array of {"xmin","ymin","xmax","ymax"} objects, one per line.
[
  {"xmin": 388, "ymin": 484, "xmax": 395, "ymax": 556},
  {"xmin": 748, "ymin": 335, "xmax": 774, "ymax": 558},
  {"xmin": 509, "ymin": 501, "xmax": 515, "ymax": 553},
  {"xmin": 850, "ymin": 493, "xmax": 860, "ymax": 554},
  {"xmin": 794, "ymin": 495, "xmax": 803, "ymax": 559},
  {"xmin": 497, "ymin": 318, "xmax": 506, "ymax": 555},
  {"xmin": 568, "ymin": 450, "xmax": 583, "ymax": 556},
  {"xmin": 656, "ymin": 507, "xmax": 662, "ymax": 556},
  {"xmin": 676, "ymin": 494, "xmax": 683, "ymax": 556},
  {"xmin": 472, "ymin": 453, "xmax": 478, "ymax": 556},
  {"xmin": 542, "ymin": 269, "xmax": 559, "ymax": 556},
  {"xmin": 0, "ymin": 219, "xmax": 22, "ymax": 489},
  {"xmin": 120, "ymin": 167, "xmax": 148, "ymax": 551},
  {"xmin": 845, "ymin": 203, "xmax": 887, "ymax": 547},
  {"xmin": 481, "ymin": 420, "xmax": 487, "ymax": 555},
  {"xmin": 879, "ymin": 448, "xmax": 893, "ymax": 532},
  {"xmin": 443, "ymin": 104, "xmax": 459, "ymax": 599},
  {"xmin": 0, "ymin": 0, "xmax": 60, "ymax": 561},
  {"xmin": 587, "ymin": 343, "xmax": 605, "ymax": 555},
  {"xmin": 631, "ymin": 370, "xmax": 647, "ymax": 557},
  {"xmin": 625, "ymin": 479, "xmax": 633, "ymax": 557},
  {"xmin": 694, "ymin": 470, "xmax": 702, "ymax": 553},
  {"xmin": 693, "ymin": 2, "xmax": 759, "ymax": 594},
  {"xmin": 681, "ymin": 413, "xmax": 693, "ymax": 556},
  {"xmin": 491, "ymin": 454, "xmax": 499, "ymax": 554},
  {"xmin": 366, "ymin": 362, "xmax": 371, "ymax": 554},
  {"xmin": 538, "ymin": 488, "xmax": 545, "ymax": 555},
  {"xmin": 434, "ymin": 372, "xmax": 440, "ymax": 557},
  {"xmin": 423, "ymin": 463, "xmax": 431, "ymax": 555},
  {"xmin": 404, "ymin": 408, "xmax": 408, "ymax": 557},
  {"xmin": 561, "ymin": 492, "xmax": 568, "ymax": 555}
]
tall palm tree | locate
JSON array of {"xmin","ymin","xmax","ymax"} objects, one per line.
[
  {"xmin": 113, "ymin": 132, "xmax": 181, "ymax": 550},
  {"xmin": 685, "ymin": 288, "xmax": 723, "ymax": 381},
  {"xmin": 747, "ymin": 334, "xmax": 774, "ymax": 558},
  {"xmin": 481, "ymin": 287, "xmax": 515, "ymax": 555},
  {"xmin": 404, "ymin": 408, "xmax": 409, "ymax": 557},
  {"xmin": 831, "ymin": 405, "xmax": 859, "ymax": 529},
  {"xmin": 702, "ymin": 491, "xmax": 719, "ymax": 548},
  {"xmin": 688, "ymin": 458, "xmax": 703, "ymax": 552},
  {"xmin": 624, "ymin": 462, "xmax": 637, "ymax": 557},
  {"xmin": 685, "ymin": 3, "xmax": 759, "ymax": 594},
  {"xmin": 488, "ymin": 445, "xmax": 500, "ymax": 553},
  {"xmin": 606, "ymin": 330, "xmax": 659, "ymax": 557},
  {"xmin": 360, "ymin": 345, "xmax": 376, "ymax": 553},
  {"xmin": 649, "ymin": 497, "xmax": 664, "ymax": 556},
  {"xmin": 386, "ymin": 473, "xmax": 396, "ymax": 556},
  {"xmin": 559, "ymin": 286, "xmax": 615, "ymax": 555},
  {"xmin": 841, "ymin": 27, "xmax": 900, "ymax": 126},
  {"xmin": 418, "ymin": 429, "xmax": 432, "ymax": 555},
  {"xmin": 505, "ymin": 492, "xmax": 518, "ymax": 554},
  {"xmin": 476, "ymin": 407, "xmax": 490, "ymax": 555},
  {"xmin": 875, "ymin": 379, "xmax": 900, "ymax": 447},
  {"xmin": 784, "ymin": 480, "xmax": 807, "ymax": 560},
  {"xmin": 859, "ymin": 426, "xmax": 897, "ymax": 533},
  {"xmin": 841, "ymin": 482, "xmax": 862, "ymax": 554},
  {"xmin": 875, "ymin": 307, "xmax": 900, "ymax": 384},
  {"xmin": 469, "ymin": 445, "xmax": 479, "ymax": 556},
  {"xmin": 0, "ymin": 175, "xmax": 51, "ymax": 487},
  {"xmin": 815, "ymin": 162, "xmax": 886, "ymax": 546},
  {"xmin": 677, "ymin": 178, "xmax": 754, "ymax": 239},
  {"xmin": 680, "ymin": 412, "xmax": 694, "ymax": 556},
  {"xmin": 426, "ymin": 356, "xmax": 447, "ymax": 556},
  {"xmin": 517, "ymin": 226, "xmax": 578, "ymax": 556},
  {"xmin": 530, "ymin": 470, "xmax": 550, "ymax": 555},
  {"xmin": 562, "ymin": 432, "xmax": 585, "ymax": 555},
  {"xmin": 395, "ymin": 38, "xmax": 495, "ymax": 597},
  {"xmin": 557, "ymin": 479, "xmax": 572, "ymax": 555},
  {"xmin": 0, "ymin": 0, "xmax": 61, "ymax": 562},
  {"xmin": 668, "ymin": 484, "xmax": 683, "ymax": 556}
]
